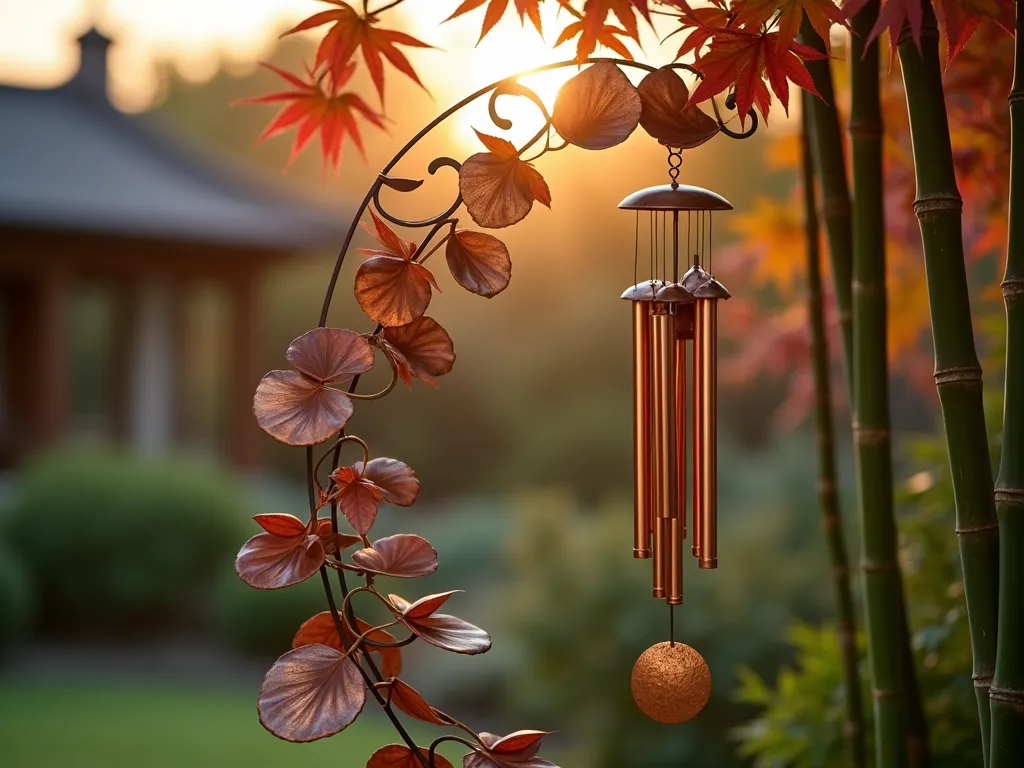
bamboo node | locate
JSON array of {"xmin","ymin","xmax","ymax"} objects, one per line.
[
  {"xmin": 1002, "ymin": 278, "xmax": 1024, "ymax": 302},
  {"xmin": 989, "ymin": 686, "xmax": 1024, "ymax": 715},
  {"xmin": 995, "ymin": 488, "xmax": 1024, "ymax": 505},
  {"xmin": 898, "ymin": 14, "xmax": 939, "ymax": 47},
  {"xmin": 972, "ymin": 674, "xmax": 993, "ymax": 688},
  {"xmin": 852, "ymin": 423, "xmax": 890, "ymax": 445},
  {"xmin": 817, "ymin": 479, "xmax": 837, "ymax": 496},
  {"xmin": 1008, "ymin": 91, "xmax": 1024, "ymax": 107},
  {"xmin": 847, "ymin": 119, "xmax": 884, "ymax": 139},
  {"xmin": 955, "ymin": 521, "xmax": 1000, "ymax": 535},
  {"xmin": 933, "ymin": 366, "xmax": 982, "ymax": 386},
  {"xmin": 913, "ymin": 195, "xmax": 963, "ymax": 217}
]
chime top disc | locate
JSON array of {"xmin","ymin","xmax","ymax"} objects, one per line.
[{"xmin": 618, "ymin": 184, "xmax": 733, "ymax": 212}]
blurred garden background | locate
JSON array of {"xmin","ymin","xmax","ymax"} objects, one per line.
[{"xmin": 0, "ymin": 1, "xmax": 1008, "ymax": 766}]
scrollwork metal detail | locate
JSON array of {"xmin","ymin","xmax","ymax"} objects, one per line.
[{"xmin": 317, "ymin": 56, "xmax": 758, "ymax": 328}]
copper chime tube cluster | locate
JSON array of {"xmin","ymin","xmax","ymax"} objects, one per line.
[{"xmin": 619, "ymin": 182, "xmax": 732, "ymax": 606}]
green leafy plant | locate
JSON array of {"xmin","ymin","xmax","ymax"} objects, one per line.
[{"xmin": 5, "ymin": 449, "xmax": 243, "ymax": 633}]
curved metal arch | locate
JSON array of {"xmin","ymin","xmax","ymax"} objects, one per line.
[{"xmin": 316, "ymin": 56, "xmax": 757, "ymax": 328}]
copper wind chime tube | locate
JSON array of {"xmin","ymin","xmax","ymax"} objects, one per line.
[{"xmin": 620, "ymin": 177, "xmax": 731, "ymax": 607}]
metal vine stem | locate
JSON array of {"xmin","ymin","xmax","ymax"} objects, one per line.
[{"xmin": 303, "ymin": 56, "xmax": 758, "ymax": 767}]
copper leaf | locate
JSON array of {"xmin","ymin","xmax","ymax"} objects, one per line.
[
  {"xmin": 253, "ymin": 370, "xmax": 355, "ymax": 446},
  {"xmin": 445, "ymin": 230, "xmax": 512, "ymax": 297},
  {"xmin": 381, "ymin": 317, "xmax": 455, "ymax": 387},
  {"xmin": 294, "ymin": 613, "xmax": 403, "ymax": 678},
  {"xmin": 460, "ymin": 130, "xmax": 551, "ymax": 229},
  {"xmin": 292, "ymin": 611, "xmax": 346, "ymax": 651},
  {"xmin": 368, "ymin": 745, "xmax": 454, "ymax": 768},
  {"xmin": 351, "ymin": 534, "xmax": 438, "ymax": 578},
  {"xmin": 236, "ymin": 533, "xmax": 325, "ymax": 590},
  {"xmin": 258, "ymin": 644, "xmax": 366, "ymax": 742},
  {"xmin": 394, "ymin": 590, "xmax": 461, "ymax": 619},
  {"xmin": 388, "ymin": 679, "xmax": 449, "ymax": 725},
  {"xmin": 551, "ymin": 62, "xmax": 642, "ymax": 150},
  {"xmin": 254, "ymin": 513, "xmax": 307, "ymax": 538},
  {"xmin": 353, "ymin": 457, "xmax": 420, "ymax": 506},
  {"xmin": 637, "ymin": 67, "xmax": 720, "ymax": 149},
  {"xmin": 331, "ymin": 465, "xmax": 385, "ymax": 535},
  {"xmin": 355, "ymin": 256, "xmax": 438, "ymax": 327},
  {"xmin": 360, "ymin": 209, "xmax": 417, "ymax": 261},
  {"xmin": 315, "ymin": 519, "xmax": 363, "ymax": 555},
  {"xmin": 286, "ymin": 327, "xmax": 376, "ymax": 384},
  {"xmin": 391, "ymin": 593, "xmax": 492, "ymax": 655},
  {"xmin": 464, "ymin": 731, "xmax": 558, "ymax": 768}
]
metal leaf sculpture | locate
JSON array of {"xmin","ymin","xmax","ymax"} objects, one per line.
[
  {"xmin": 459, "ymin": 131, "xmax": 551, "ymax": 228},
  {"xmin": 351, "ymin": 534, "xmax": 439, "ymax": 579},
  {"xmin": 390, "ymin": 593, "xmax": 492, "ymax": 655},
  {"xmin": 236, "ymin": 532, "xmax": 326, "ymax": 590},
  {"xmin": 368, "ymin": 745, "xmax": 455, "ymax": 768},
  {"xmin": 637, "ymin": 67, "xmax": 720, "ymax": 149},
  {"xmin": 380, "ymin": 317, "xmax": 456, "ymax": 387},
  {"xmin": 258, "ymin": 644, "xmax": 367, "ymax": 742},
  {"xmin": 387, "ymin": 679, "xmax": 450, "ymax": 725},
  {"xmin": 551, "ymin": 61, "xmax": 642, "ymax": 150},
  {"xmin": 445, "ymin": 230, "xmax": 513, "ymax": 297},
  {"xmin": 253, "ymin": 328, "xmax": 375, "ymax": 445}
]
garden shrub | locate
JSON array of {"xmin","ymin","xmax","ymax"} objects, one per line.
[
  {"xmin": 5, "ymin": 448, "xmax": 247, "ymax": 634},
  {"xmin": 0, "ymin": 541, "xmax": 34, "ymax": 653},
  {"xmin": 212, "ymin": 564, "xmax": 327, "ymax": 657}
]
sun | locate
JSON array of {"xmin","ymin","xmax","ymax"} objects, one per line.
[{"xmin": 399, "ymin": 2, "xmax": 592, "ymax": 152}]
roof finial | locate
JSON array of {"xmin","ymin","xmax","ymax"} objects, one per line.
[{"xmin": 73, "ymin": 0, "xmax": 112, "ymax": 100}]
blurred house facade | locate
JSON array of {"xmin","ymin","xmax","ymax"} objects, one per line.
[{"xmin": 0, "ymin": 28, "xmax": 346, "ymax": 469}]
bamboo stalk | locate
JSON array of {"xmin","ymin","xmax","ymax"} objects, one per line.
[
  {"xmin": 800, "ymin": 18, "xmax": 853, "ymax": 379},
  {"xmin": 896, "ymin": 7, "xmax": 1001, "ymax": 764},
  {"xmin": 801, "ymin": 95, "xmax": 867, "ymax": 768},
  {"xmin": 848, "ymin": 6, "xmax": 910, "ymax": 765},
  {"xmin": 991, "ymin": 2, "xmax": 1024, "ymax": 764}
]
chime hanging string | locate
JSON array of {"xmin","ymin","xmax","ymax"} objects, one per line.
[
  {"xmin": 633, "ymin": 210, "xmax": 639, "ymax": 288},
  {"xmin": 708, "ymin": 212, "xmax": 713, "ymax": 273},
  {"xmin": 661, "ymin": 211, "xmax": 667, "ymax": 283},
  {"xmin": 649, "ymin": 211, "xmax": 656, "ymax": 283},
  {"xmin": 688, "ymin": 211, "xmax": 693, "ymax": 268}
]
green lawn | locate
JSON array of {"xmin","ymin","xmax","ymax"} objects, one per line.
[{"xmin": 0, "ymin": 683, "xmax": 463, "ymax": 768}]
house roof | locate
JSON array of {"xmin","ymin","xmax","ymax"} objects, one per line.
[{"xmin": 0, "ymin": 28, "xmax": 348, "ymax": 251}]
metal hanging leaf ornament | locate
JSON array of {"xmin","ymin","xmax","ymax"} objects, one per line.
[
  {"xmin": 637, "ymin": 67, "xmax": 720, "ymax": 149},
  {"xmin": 459, "ymin": 131, "xmax": 552, "ymax": 229},
  {"xmin": 551, "ymin": 61, "xmax": 642, "ymax": 150}
]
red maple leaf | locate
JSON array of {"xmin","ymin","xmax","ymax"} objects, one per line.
[
  {"xmin": 934, "ymin": 0, "xmax": 1015, "ymax": 63},
  {"xmin": 689, "ymin": 30, "xmax": 825, "ymax": 124},
  {"xmin": 552, "ymin": 0, "xmax": 651, "ymax": 60},
  {"xmin": 446, "ymin": 0, "xmax": 545, "ymax": 43},
  {"xmin": 282, "ymin": 0, "xmax": 432, "ymax": 103},
  {"xmin": 234, "ymin": 63, "xmax": 385, "ymax": 173},
  {"xmin": 663, "ymin": 4, "xmax": 735, "ymax": 60},
  {"xmin": 843, "ymin": 0, "xmax": 923, "ymax": 58},
  {"xmin": 732, "ymin": 0, "xmax": 845, "ymax": 49}
]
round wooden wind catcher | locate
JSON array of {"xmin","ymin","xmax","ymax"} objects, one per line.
[{"xmin": 620, "ymin": 146, "xmax": 733, "ymax": 724}]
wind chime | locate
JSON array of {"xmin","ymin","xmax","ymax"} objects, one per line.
[{"xmin": 622, "ymin": 148, "xmax": 731, "ymax": 725}]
